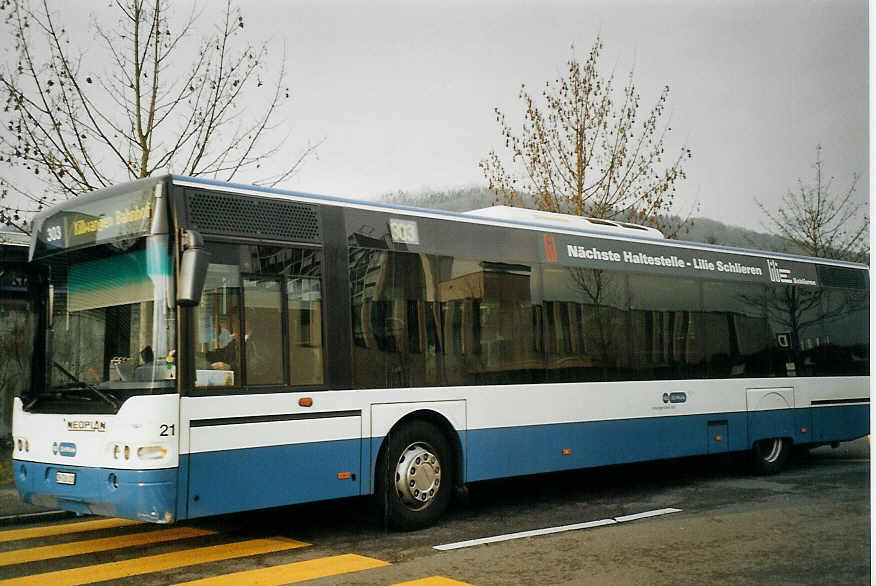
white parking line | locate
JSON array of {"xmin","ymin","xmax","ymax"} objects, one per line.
[
  {"xmin": 433, "ymin": 508, "xmax": 682, "ymax": 551},
  {"xmin": 614, "ymin": 508, "xmax": 682, "ymax": 522}
]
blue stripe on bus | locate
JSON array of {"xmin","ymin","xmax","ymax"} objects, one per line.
[
  {"xmin": 13, "ymin": 462, "xmax": 176, "ymax": 522},
  {"xmin": 182, "ymin": 437, "xmax": 362, "ymax": 519},
  {"xmin": 462, "ymin": 405, "xmax": 868, "ymax": 483},
  {"xmin": 465, "ymin": 412, "xmax": 744, "ymax": 483},
  {"xmin": 13, "ymin": 404, "xmax": 868, "ymax": 522},
  {"xmin": 811, "ymin": 403, "xmax": 870, "ymax": 443}
]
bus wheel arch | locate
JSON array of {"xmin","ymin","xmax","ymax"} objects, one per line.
[
  {"xmin": 374, "ymin": 411, "xmax": 462, "ymax": 530},
  {"xmin": 751, "ymin": 437, "xmax": 792, "ymax": 475}
]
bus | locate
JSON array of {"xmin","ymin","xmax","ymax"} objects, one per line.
[{"xmin": 11, "ymin": 176, "xmax": 869, "ymax": 529}]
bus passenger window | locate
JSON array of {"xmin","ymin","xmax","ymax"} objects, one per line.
[
  {"xmin": 288, "ymin": 276, "xmax": 324, "ymax": 385},
  {"xmin": 243, "ymin": 278, "xmax": 284, "ymax": 385},
  {"xmin": 194, "ymin": 259, "xmax": 242, "ymax": 387}
]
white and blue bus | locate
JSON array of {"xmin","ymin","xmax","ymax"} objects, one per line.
[{"xmin": 12, "ymin": 176, "xmax": 869, "ymax": 529}]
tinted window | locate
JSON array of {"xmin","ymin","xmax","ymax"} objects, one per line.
[
  {"xmin": 799, "ymin": 286, "xmax": 869, "ymax": 376},
  {"xmin": 628, "ymin": 274, "xmax": 703, "ymax": 380},
  {"xmin": 440, "ymin": 259, "xmax": 543, "ymax": 385},
  {"xmin": 350, "ymin": 249, "xmax": 438, "ymax": 388},
  {"xmin": 542, "ymin": 267, "xmax": 626, "ymax": 382},
  {"xmin": 346, "ymin": 240, "xmax": 869, "ymax": 388},
  {"xmin": 701, "ymin": 280, "xmax": 784, "ymax": 378},
  {"xmin": 350, "ymin": 249, "xmax": 543, "ymax": 388}
]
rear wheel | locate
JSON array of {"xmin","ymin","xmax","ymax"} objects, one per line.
[
  {"xmin": 752, "ymin": 437, "xmax": 790, "ymax": 475},
  {"xmin": 377, "ymin": 420, "xmax": 454, "ymax": 530}
]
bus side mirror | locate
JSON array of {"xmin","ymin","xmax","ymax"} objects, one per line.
[{"xmin": 177, "ymin": 230, "xmax": 210, "ymax": 307}]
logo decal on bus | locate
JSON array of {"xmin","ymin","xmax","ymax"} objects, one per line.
[
  {"xmin": 66, "ymin": 420, "xmax": 107, "ymax": 432},
  {"xmin": 52, "ymin": 442, "xmax": 77, "ymax": 457},
  {"xmin": 767, "ymin": 259, "xmax": 793, "ymax": 284},
  {"xmin": 662, "ymin": 392, "xmax": 687, "ymax": 404},
  {"xmin": 766, "ymin": 259, "xmax": 818, "ymax": 286}
]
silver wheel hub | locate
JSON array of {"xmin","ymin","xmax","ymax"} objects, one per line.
[
  {"xmin": 395, "ymin": 442, "xmax": 441, "ymax": 510},
  {"xmin": 762, "ymin": 439, "xmax": 783, "ymax": 463}
]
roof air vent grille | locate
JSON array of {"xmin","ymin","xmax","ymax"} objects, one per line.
[{"xmin": 185, "ymin": 190, "xmax": 320, "ymax": 242}]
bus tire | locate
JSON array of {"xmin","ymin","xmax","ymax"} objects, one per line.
[
  {"xmin": 751, "ymin": 437, "xmax": 790, "ymax": 475},
  {"xmin": 377, "ymin": 420, "xmax": 453, "ymax": 531}
]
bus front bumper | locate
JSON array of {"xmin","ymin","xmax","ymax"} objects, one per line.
[{"xmin": 13, "ymin": 460, "xmax": 178, "ymax": 523}]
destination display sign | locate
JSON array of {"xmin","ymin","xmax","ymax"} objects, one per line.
[
  {"xmin": 37, "ymin": 186, "xmax": 154, "ymax": 252},
  {"xmin": 540, "ymin": 232, "xmax": 818, "ymax": 286}
]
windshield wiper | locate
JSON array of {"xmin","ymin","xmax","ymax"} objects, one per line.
[{"xmin": 53, "ymin": 362, "xmax": 120, "ymax": 410}]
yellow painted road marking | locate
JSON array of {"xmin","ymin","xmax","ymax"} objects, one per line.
[
  {"xmin": 0, "ymin": 526, "xmax": 215, "ymax": 567},
  {"xmin": 173, "ymin": 553, "xmax": 390, "ymax": 585},
  {"xmin": 0, "ymin": 537, "xmax": 308, "ymax": 586},
  {"xmin": 0, "ymin": 518, "xmax": 141, "ymax": 544},
  {"xmin": 392, "ymin": 578, "xmax": 474, "ymax": 586}
]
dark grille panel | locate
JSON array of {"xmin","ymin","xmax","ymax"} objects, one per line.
[
  {"xmin": 818, "ymin": 265, "xmax": 868, "ymax": 290},
  {"xmin": 185, "ymin": 190, "xmax": 320, "ymax": 242}
]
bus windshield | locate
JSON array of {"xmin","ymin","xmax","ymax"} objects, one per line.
[{"xmin": 35, "ymin": 235, "xmax": 176, "ymax": 408}]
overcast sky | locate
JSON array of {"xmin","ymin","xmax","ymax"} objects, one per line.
[
  {"xmin": 254, "ymin": 0, "xmax": 868, "ymax": 232},
  {"xmin": 6, "ymin": 0, "xmax": 870, "ymax": 233}
]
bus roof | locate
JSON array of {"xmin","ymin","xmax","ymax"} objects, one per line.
[{"xmin": 170, "ymin": 175, "xmax": 869, "ymax": 272}]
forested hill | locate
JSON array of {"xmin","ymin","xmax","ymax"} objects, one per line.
[{"xmin": 378, "ymin": 187, "xmax": 806, "ymax": 256}]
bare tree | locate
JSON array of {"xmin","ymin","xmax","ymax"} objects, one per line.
[
  {"xmin": 479, "ymin": 37, "xmax": 694, "ymax": 237},
  {"xmin": 0, "ymin": 0, "xmax": 319, "ymax": 234},
  {"xmin": 757, "ymin": 144, "xmax": 868, "ymax": 262}
]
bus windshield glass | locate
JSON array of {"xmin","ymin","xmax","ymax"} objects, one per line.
[{"xmin": 38, "ymin": 235, "xmax": 176, "ymax": 406}]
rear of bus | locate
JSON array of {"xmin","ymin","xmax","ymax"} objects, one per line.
[{"xmin": 11, "ymin": 177, "xmax": 181, "ymax": 523}]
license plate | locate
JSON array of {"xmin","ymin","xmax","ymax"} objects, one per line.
[{"xmin": 56, "ymin": 471, "xmax": 76, "ymax": 485}]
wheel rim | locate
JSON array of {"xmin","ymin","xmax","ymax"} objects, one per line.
[
  {"xmin": 394, "ymin": 441, "xmax": 441, "ymax": 511},
  {"xmin": 761, "ymin": 438, "xmax": 783, "ymax": 463}
]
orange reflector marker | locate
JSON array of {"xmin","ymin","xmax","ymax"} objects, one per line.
[
  {"xmin": 299, "ymin": 397, "xmax": 313, "ymax": 407},
  {"xmin": 561, "ymin": 449, "xmax": 571, "ymax": 456},
  {"xmin": 801, "ymin": 427, "xmax": 807, "ymax": 433},
  {"xmin": 715, "ymin": 435, "xmax": 722, "ymax": 441},
  {"xmin": 338, "ymin": 472, "xmax": 352, "ymax": 480}
]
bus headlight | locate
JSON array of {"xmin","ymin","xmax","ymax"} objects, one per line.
[{"xmin": 137, "ymin": 446, "xmax": 168, "ymax": 460}]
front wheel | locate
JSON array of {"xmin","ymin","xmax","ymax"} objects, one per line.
[
  {"xmin": 377, "ymin": 420, "xmax": 454, "ymax": 531},
  {"xmin": 751, "ymin": 437, "xmax": 790, "ymax": 475}
]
